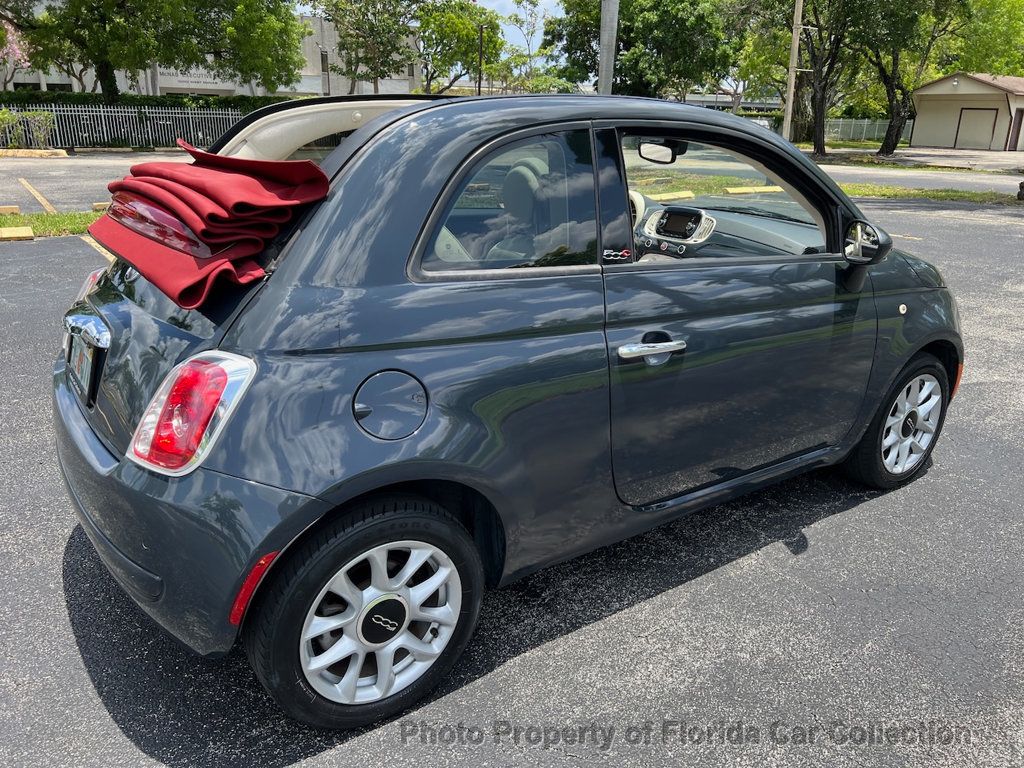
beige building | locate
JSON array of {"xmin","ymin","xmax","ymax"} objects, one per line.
[
  {"xmin": 2, "ymin": 14, "xmax": 420, "ymax": 97},
  {"xmin": 911, "ymin": 72, "xmax": 1024, "ymax": 151}
]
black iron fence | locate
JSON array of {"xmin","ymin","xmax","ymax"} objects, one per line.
[{"xmin": 0, "ymin": 103, "xmax": 243, "ymax": 149}]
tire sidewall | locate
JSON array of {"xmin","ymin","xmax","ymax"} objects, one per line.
[{"xmin": 255, "ymin": 506, "xmax": 483, "ymax": 728}]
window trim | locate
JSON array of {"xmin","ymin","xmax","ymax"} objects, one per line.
[
  {"xmin": 408, "ymin": 121, "xmax": 603, "ymax": 283},
  {"xmin": 596, "ymin": 120, "xmax": 849, "ymax": 268}
]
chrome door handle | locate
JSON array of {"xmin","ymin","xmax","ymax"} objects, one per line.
[{"xmin": 618, "ymin": 339, "xmax": 687, "ymax": 362}]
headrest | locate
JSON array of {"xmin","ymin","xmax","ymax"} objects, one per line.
[
  {"xmin": 512, "ymin": 157, "xmax": 549, "ymax": 178},
  {"xmin": 502, "ymin": 166, "xmax": 540, "ymax": 222}
]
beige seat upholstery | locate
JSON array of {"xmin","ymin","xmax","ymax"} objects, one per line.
[{"xmin": 484, "ymin": 164, "xmax": 542, "ymax": 261}]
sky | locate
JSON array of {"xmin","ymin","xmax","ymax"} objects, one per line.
[
  {"xmin": 295, "ymin": 0, "xmax": 563, "ymax": 52},
  {"xmin": 478, "ymin": 0, "xmax": 563, "ymax": 51}
]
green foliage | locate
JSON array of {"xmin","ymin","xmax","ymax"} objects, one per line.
[
  {"xmin": 312, "ymin": 0, "xmax": 419, "ymax": 93},
  {"xmin": 0, "ymin": 108, "xmax": 54, "ymax": 147},
  {"xmin": 835, "ymin": 69, "xmax": 890, "ymax": 118},
  {"xmin": 735, "ymin": 26, "xmax": 789, "ymax": 100},
  {"xmin": 838, "ymin": 182, "xmax": 1024, "ymax": 204},
  {"xmin": 416, "ymin": 0, "xmax": 503, "ymax": 93},
  {"xmin": 489, "ymin": 0, "xmax": 574, "ymax": 93},
  {"xmin": 544, "ymin": 0, "xmax": 734, "ymax": 97},
  {"xmin": 943, "ymin": 0, "xmax": 1024, "ymax": 74},
  {"xmin": 13, "ymin": 109, "xmax": 53, "ymax": 146},
  {"xmin": 0, "ymin": 107, "xmax": 17, "ymax": 139},
  {"xmin": 0, "ymin": 89, "xmax": 291, "ymax": 113},
  {"xmin": 4, "ymin": 0, "xmax": 308, "ymax": 99},
  {"xmin": 218, "ymin": 0, "xmax": 309, "ymax": 93},
  {"xmin": 848, "ymin": 0, "xmax": 971, "ymax": 153}
]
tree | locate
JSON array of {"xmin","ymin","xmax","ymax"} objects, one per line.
[
  {"xmin": 544, "ymin": 0, "xmax": 734, "ymax": 97},
  {"xmin": 799, "ymin": 0, "xmax": 861, "ymax": 155},
  {"xmin": 26, "ymin": 15, "xmax": 94, "ymax": 91},
  {"xmin": 1, "ymin": 0, "xmax": 307, "ymax": 101},
  {"xmin": 734, "ymin": 24, "xmax": 788, "ymax": 99},
  {"xmin": 415, "ymin": 0, "xmax": 502, "ymax": 94},
  {"xmin": 1, "ymin": 19, "xmax": 30, "ymax": 89},
  {"xmin": 738, "ymin": 0, "xmax": 858, "ymax": 155},
  {"xmin": 849, "ymin": 0, "xmax": 971, "ymax": 155},
  {"xmin": 313, "ymin": 0, "xmax": 420, "ymax": 94},
  {"xmin": 468, "ymin": 0, "xmax": 573, "ymax": 94},
  {"xmin": 944, "ymin": 0, "xmax": 1024, "ymax": 75}
]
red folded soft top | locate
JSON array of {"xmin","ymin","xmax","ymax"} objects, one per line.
[{"xmin": 88, "ymin": 139, "xmax": 330, "ymax": 310}]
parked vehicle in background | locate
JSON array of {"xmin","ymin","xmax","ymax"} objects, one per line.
[{"xmin": 54, "ymin": 95, "xmax": 964, "ymax": 728}]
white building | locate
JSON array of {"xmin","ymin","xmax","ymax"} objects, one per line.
[{"xmin": 2, "ymin": 14, "xmax": 420, "ymax": 97}]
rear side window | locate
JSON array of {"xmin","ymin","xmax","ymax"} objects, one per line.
[{"xmin": 422, "ymin": 130, "xmax": 598, "ymax": 271}]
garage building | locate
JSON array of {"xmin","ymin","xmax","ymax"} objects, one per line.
[{"xmin": 911, "ymin": 72, "xmax": 1024, "ymax": 151}]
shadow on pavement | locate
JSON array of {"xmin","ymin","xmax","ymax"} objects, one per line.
[{"xmin": 63, "ymin": 467, "xmax": 895, "ymax": 767}]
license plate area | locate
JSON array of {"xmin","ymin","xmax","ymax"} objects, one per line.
[{"xmin": 68, "ymin": 333, "xmax": 98, "ymax": 403}]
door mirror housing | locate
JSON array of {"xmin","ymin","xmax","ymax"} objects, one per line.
[{"xmin": 844, "ymin": 220, "xmax": 892, "ymax": 265}]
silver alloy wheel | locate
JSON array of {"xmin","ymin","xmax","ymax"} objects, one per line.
[
  {"xmin": 881, "ymin": 373, "xmax": 942, "ymax": 475},
  {"xmin": 299, "ymin": 540, "xmax": 462, "ymax": 705}
]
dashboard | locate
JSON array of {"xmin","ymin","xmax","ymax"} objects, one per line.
[{"xmin": 625, "ymin": 191, "xmax": 825, "ymax": 263}]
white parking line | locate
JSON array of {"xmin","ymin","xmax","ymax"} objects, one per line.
[
  {"xmin": 18, "ymin": 177, "xmax": 58, "ymax": 214},
  {"xmin": 79, "ymin": 234, "xmax": 113, "ymax": 262}
]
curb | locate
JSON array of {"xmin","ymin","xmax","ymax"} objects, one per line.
[
  {"xmin": 0, "ymin": 226, "xmax": 34, "ymax": 241},
  {"xmin": 725, "ymin": 185, "xmax": 784, "ymax": 194},
  {"xmin": 648, "ymin": 191, "xmax": 695, "ymax": 201},
  {"xmin": 0, "ymin": 149, "xmax": 68, "ymax": 158}
]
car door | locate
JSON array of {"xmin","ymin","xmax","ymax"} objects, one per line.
[{"xmin": 594, "ymin": 126, "xmax": 877, "ymax": 506}]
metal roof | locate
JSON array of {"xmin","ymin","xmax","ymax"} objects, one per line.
[{"xmin": 915, "ymin": 71, "xmax": 1024, "ymax": 96}]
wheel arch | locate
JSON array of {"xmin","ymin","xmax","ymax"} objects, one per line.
[
  {"xmin": 918, "ymin": 338, "xmax": 962, "ymax": 399},
  {"xmin": 243, "ymin": 477, "xmax": 508, "ymax": 634}
]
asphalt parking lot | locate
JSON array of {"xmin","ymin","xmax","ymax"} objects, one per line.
[
  {"xmin": 1, "ymin": 198, "xmax": 1023, "ymax": 767},
  {"xmin": 0, "ymin": 152, "xmax": 187, "ymax": 213}
]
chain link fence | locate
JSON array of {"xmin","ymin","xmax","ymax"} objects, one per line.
[{"xmin": 825, "ymin": 118, "xmax": 914, "ymax": 143}]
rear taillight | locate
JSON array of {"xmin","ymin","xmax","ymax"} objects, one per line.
[
  {"xmin": 128, "ymin": 351, "xmax": 256, "ymax": 476},
  {"xmin": 108, "ymin": 191, "xmax": 212, "ymax": 259},
  {"xmin": 75, "ymin": 266, "xmax": 108, "ymax": 303}
]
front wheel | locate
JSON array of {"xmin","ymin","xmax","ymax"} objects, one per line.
[
  {"xmin": 243, "ymin": 496, "xmax": 484, "ymax": 728},
  {"xmin": 844, "ymin": 353, "xmax": 950, "ymax": 489}
]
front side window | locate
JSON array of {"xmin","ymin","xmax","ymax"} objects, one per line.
[
  {"xmin": 423, "ymin": 130, "xmax": 598, "ymax": 271},
  {"xmin": 621, "ymin": 136, "xmax": 827, "ymax": 260}
]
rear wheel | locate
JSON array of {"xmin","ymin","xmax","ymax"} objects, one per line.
[
  {"xmin": 243, "ymin": 496, "xmax": 484, "ymax": 728},
  {"xmin": 844, "ymin": 353, "xmax": 949, "ymax": 489}
]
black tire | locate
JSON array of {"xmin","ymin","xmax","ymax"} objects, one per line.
[
  {"xmin": 844, "ymin": 353, "xmax": 949, "ymax": 489},
  {"xmin": 243, "ymin": 495, "xmax": 484, "ymax": 729}
]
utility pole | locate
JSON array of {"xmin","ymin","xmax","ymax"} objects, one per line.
[
  {"xmin": 781, "ymin": 0, "xmax": 805, "ymax": 141},
  {"xmin": 597, "ymin": 0, "xmax": 620, "ymax": 95},
  {"xmin": 477, "ymin": 23, "xmax": 484, "ymax": 95}
]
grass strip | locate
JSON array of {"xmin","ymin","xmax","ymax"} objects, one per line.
[
  {"xmin": 0, "ymin": 211, "xmax": 103, "ymax": 237},
  {"xmin": 838, "ymin": 183, "xmax": 1024, "ymax": 205}
]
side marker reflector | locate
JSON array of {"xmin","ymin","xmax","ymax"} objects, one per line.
[
  {"xmin": 951, "ymin": 361, "xmax": 964, "ymax": 400},
  {"xmin": 229, "ymin": 551, "xmax": 279, "ymax": 626}
]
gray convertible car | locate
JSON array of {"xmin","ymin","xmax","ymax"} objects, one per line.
[{"xmin": 54, "ymin": 95, "xmax": 963, "ymax": 728}]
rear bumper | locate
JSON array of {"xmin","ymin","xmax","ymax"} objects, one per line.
[{"xmin": 53, "ymin": 359, "xmax": 328, "ymax": 656}]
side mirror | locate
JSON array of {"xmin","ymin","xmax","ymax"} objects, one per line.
[
  {"xmin": 637, "ymin": 140, "xmax": 685, "ymax": 164},
  {"xmin": 844, "ymin": 220, "xmax": 892, "ymax": 265}
]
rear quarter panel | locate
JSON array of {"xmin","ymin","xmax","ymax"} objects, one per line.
[{"xmin": 208, "ymin": 276, "xmax": 617, "ymax": 580}]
